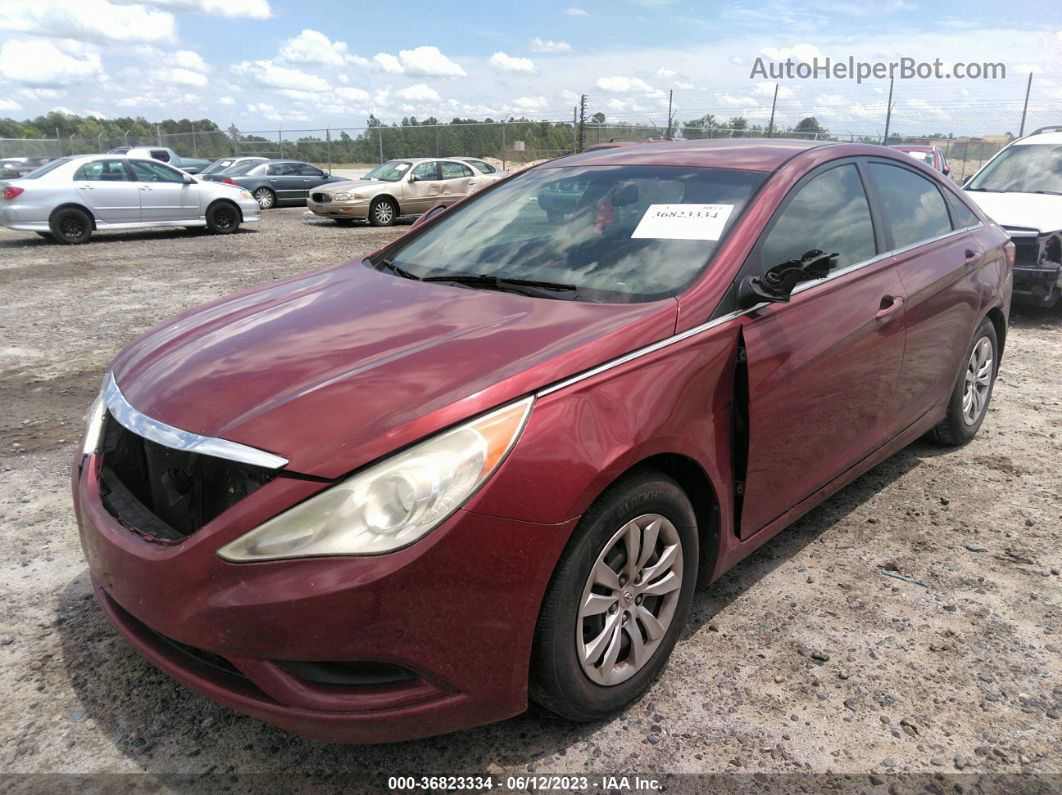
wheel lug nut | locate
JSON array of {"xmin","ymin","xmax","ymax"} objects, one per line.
[
  {"xmin": 609, "ymin": 603, "xmax": 618, "ymax": 614},
  {"xmin": 635, "ymin": 595, "xmax": 643, "ymax": 605}
]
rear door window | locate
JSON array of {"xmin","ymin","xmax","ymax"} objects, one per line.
[
  {"xmin": 74, "ymin": 159, "xmax": 130, "ymax": 182},
  {"xmin": 761, "ymin": 163, "xmax": 877, "ymax": 272},
  {"xmin": 296, "ymin": 163, "xmax": 325, "ymax": 177},
  {"xmin": 868, "ymin": 163, "xmax": 953, "ymax": 249},
  {"xmin": 440, "ymin": 161, "xmax": 474, "ymax": 179},
  {"xmin": 129, "ymin": 160, "xmax": 185, "ymax": 183}
]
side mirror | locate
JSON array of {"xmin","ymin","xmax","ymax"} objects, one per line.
[
  {"xmin": 182, "ymin": 175, "xmax": 196, "ymax": 184},
  {"xmin": 738, "ymin": 249, "xmax": 836, "ymax": 308},
  {"xmin": 409, "ymin": 173, "xmax": 419, "ymax": 183},
  {"xmin": 942, "ymin": 165, "xmax": 951, "ymax": 176}
]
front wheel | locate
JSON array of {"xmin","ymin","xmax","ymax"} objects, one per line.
[
  {"xmin": 368, "ymin": 197, "xmax": 397, "ymax": 227},
  {"xmin": 253, "ymin": 187, "xmax": 276, "ymax": 210},
  {"xmin": 530, "ymin": 471, "xmax": 698, "ymax": 722},
  {"xmin": 205, "ymin": 202, "xmax": 240, "ymax": 235},
  {"xmin": 928, "ymin": 317, "xmax": 998, "ymax": 445}
]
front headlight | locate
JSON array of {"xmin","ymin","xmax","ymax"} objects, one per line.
[
  {"xmin": 82, "ymin": 377, "xmax": 108, "ymax": 455},
  {"xmin": 331, "ymin": 191, "xmax": 363, "ymax": 202},
  {"xmin": 239, "ymin": 189, "xmax": 253, "ymax": 199},
  {"xmin": 217, "ymin": 397, "xmax": 533, "ymax": 561}
]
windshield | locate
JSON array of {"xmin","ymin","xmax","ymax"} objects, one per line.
[
  {"xmin": 362, "ymin": 161, "xmax": 411, "ymax": 181},
  {"xmin": 201, "ymin": 159, "xmax": 238, "ymax": 174},
  {"xmin": 968, "ymin": 143, "xmax": 1062, "ymax": 194},
  {"xmin": 21, "ymin": 157, "xmax": 72, "ymax": 179},
  {"xmin": 376, "ymin": 165, "xmax": 765, "ymax": 303}
]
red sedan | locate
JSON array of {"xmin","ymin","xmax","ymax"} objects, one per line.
[{"xmin": 74, "ymin": 139, "xmax": 1013, "ymax": 742}]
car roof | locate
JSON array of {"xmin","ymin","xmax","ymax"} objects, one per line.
[
  {"xmin": 892, "ymin": 145, "xmax": 935, "ymax": 152},
  {"xmin": 546, "ymin": 138, "xmax": 934, "ymax": 173},
  {"xmin": 1015, "ymin": 129, "xmax": 1062, "ymax": 145}
]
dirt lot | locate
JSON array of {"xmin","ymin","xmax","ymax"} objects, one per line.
[{"xmin": 0, "ymin": 209, "xmax": 1060, "ymax": 789}]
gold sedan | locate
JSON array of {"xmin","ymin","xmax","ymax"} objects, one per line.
[{"xmin": 307, "ymin": 158, "xmax": 496, "ymax": 226}]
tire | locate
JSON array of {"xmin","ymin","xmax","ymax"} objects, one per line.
[
  {"xmin": 205, "ymin": 202, "xmax": 241, "ymax": 235},
  {"xmin": 369, "ymin": 197, "xmax": 397, "ymax": 227},
  {"xmin": 928, "ymin": 317, "xmax": 998, "ymax": 446},
  {"xmin": 333, "ymin": 218, "xmax": 356, "ymax": 226},
  {"xmin": 530, "ymin": 470, "xmax": 698, "ymax": 722},
  {"xmin": 48, "ymin": 207, "xmax": 93, "ymax": 244},
  {"xmin": 253, "ymin": 187, "xmax": 276, "ymax": 210}
]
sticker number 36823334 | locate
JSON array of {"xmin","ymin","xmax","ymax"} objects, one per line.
[{"xmin": 631, "ymin": 203, "xmax": 735, "ymax": 241}]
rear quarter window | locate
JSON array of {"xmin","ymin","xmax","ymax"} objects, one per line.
[{"xmin": 869, "ymin": 162, "xmax": 952, "ymax": 248}]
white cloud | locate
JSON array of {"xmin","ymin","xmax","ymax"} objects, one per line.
[
  {"xmin": 373, "ymin": 53, "xmax": 404, "ymax": 74},
  {"xmin": 396, "ymin": 83, "xmax": 440, "ymax": 102},
  {"xmin": 49, "ymin": 105, "xmax": 76, "ymax": 116},
  {"xmin": 596, "ymin": 76, "xmax": 653, "ymax": 93},
  {"xmin": 173, "ymin": 50, "xmax": 209, "ymax": 72},
  {"xmin": 233, "ymin": 59, "xmax": 330, "ymax": 92},
  {"xmin": 218, "ymin": 96, "xmax": 236, "ymax": 105},
  {"xmin": 753, "ymin": 81, "xmax": 794, "ymax": 99},
  {"xmin": 279, "ymin": 29, "xmax": 366, "ymax": 67},
  {"xmin": 0, "ymin": 39, "xmax": 102, "ymax": 86},
  {"xmin": 0, "ymin": 99, "xmax": 23, "ymax": 113},
  {"xmin": 565, "ymin": 6, "xmax": 589, "ymax": 15},
  {"xmin": 335, "ymin": 86, "xmax": 370, "ymax": 102},
  {"xmin": 157, "ymin": 67, "xmax": 208, "ymax": 87},
  {"xmin": 717, "ymin": 93, "xmax": 758, "ymax": 107},
  {"xmin": 760, "ymin": 44, "xmax": 824, "ymax": 63},
  {"xmin": 489, "ymin": 51, "xmax": 535, "ymax": 73},
  {"xmin": 530, "ymin": 38, "xmax": 571, "ymax": 53},
  {"xmin": 246, "ymin": 102, "xmax": 282, "ymax": 121},
  {"xmin": 1, "ymin": 0, "xmax": 176, "ymax": 44},
  {"xmin": 123, "ymin": 0, "xmax": 271, "ymax": 19},
  {"xmin": 514, "ymin": 95, "xmax": 549, "ymax": 111},
  {"xmin": 656, "ymin": 68, "xmax": 677, "ymax": 78},
  {"xmin": 374, "ymin": 46, "xmax": 465, "ymax": 78}
]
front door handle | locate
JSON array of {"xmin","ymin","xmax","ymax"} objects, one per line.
[
  {"xmin": 875, "ymin": 295, "xmax": 905, "ymax": 322},
  {"xmin": 138, "ymin": 185, "xmax": 152, "ymax": 191},
  {"xmin": 77, "ymin": 184, "xmax": 94, "ymax": 191},
  {"xmin": 964, "ymin": 248, "xmax": 982, "ymax": 265}
]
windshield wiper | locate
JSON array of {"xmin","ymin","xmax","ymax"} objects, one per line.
[
  {"xmin": 375, "ymin": 258, "xmax": 422, "ymax": 280},
  {"xmin": 421, "ymin": 273, "xmax": 578, "ymax": 297}
]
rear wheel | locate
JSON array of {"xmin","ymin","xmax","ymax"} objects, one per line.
[
  {"xmin": 49, "ymin": 207, "xmax": 93, "ymax": 244},
  {"xmin": 369, "ymin": 197, "xmax": 397, "ymax": 227},
  {"xmin": 929, "ymin": 317, "xmax": 998, "ymax": 445},
  {"xmin": 253, "ymin": 187, "xmax": 276, "ymax": 210},
  {"xmin": 530, "ymin": 471, "xmax": 698, "ymax": 721},
  {"xmin": 205, "ymin": 202, "xmax": 240, "ymax": 235}
]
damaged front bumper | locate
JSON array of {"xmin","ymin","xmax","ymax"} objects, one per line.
[{"xmin": 1006, "ymin": 227, "xmax": 1062, "ymax": 307}]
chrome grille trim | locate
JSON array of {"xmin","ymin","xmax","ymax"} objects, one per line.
[{"xmin": 102, "ymin": 373, "xmax": 288, "ymax": 470}]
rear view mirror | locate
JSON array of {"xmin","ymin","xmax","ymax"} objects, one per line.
[
  {"xmin": 738, "ymin": 249, "xmax": 836, "ymax": 308},
  {"xmin": 611, "ymin": 182, "xmax": 639, "ymax": 207}
]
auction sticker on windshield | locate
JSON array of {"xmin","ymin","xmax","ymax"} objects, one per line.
[{"xmin": 631, "ymin": 203, "xmax": 734, "ymax": 240}]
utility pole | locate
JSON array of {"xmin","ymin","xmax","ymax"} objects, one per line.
[
  {"xmin": 666, "ymin": 89, "xmax": 673, "ymax": 140},
  {"xmin": 572, "ymin": 106, "xmax": 578, "ymax": 153},
  {"xmin": 326, "ymin": 128, "xmax": 332, "ymax": 175},
  {"xmin": 191, "ymin": 123, "xmax": 197, "ymax": 157},
  {"xmin": 577, "ymin": 94, "xmax": 587, "ymax": 153},
  {"xmin": 378, "ymin": 125, "xmax": 384, "ymax": 163},
  {"xmin": 882, "ymin": 76, "xmax": 894, "ymax": 145},
  {"xmin": 767, "ymin": 83, "xmax": 779, "ymax": 138},
  {"xmin": 1019, "ymin": 72, "xmax": 1033, "ymax": 137}
]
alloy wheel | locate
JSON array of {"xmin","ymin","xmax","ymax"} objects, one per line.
[
  {"xmin": 213, "ymin": 207, "xmax": 236, "ymax": 231},
  {"xmin": 254, "ymin": 188, "xmax": 274, "ymax": 209},
  {"xmin": 374, "ymin": 201, "xmax": 394, "ymax": 224},
  {"xmin": 61, "ymin": 215, "xmax": 86, "ymax": 241},
  {"xmin": 961, "ymin": 336, "xmax": 993, "ymax": 425},
  {"xmin": 576, "ymin": 513, "xmax": 683, "ymax": 686}
]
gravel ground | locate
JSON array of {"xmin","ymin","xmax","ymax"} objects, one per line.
[{"xmin": 0, "ymin": 208, "xmax": 1060, "ymax": 789}]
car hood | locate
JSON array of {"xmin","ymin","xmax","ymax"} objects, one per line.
[
  {"xmin": 965, "ymin": 191, "xmax": 1062, "ymax": 233},
  {"xmin": 111, "ymin": 261, "xmax": 676, "ymax": 478}
]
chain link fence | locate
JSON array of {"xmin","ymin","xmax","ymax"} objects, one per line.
[{"xmin": 1, "ymin": 98, "xmax": 1054, "ymax": 183}]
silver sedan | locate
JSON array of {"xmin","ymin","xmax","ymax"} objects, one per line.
[{"xmin": 0, "ymin": 154, "xmax": 261, "ymax": 244}]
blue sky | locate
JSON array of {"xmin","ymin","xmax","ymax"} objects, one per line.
[{"xmin": 0, "ymin": 0, "xmax": 1059, "ymax": 136}]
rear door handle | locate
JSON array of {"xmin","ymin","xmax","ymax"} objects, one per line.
[
  {"xmin": 138, "ymin": 185, "xmax": 152, "ymax": 191},
  {"xmin": 77, "ymin": 184, "xmax": 94, "ymax": 191},
  {"xmin": 875, "ymin": 295, "xmax": 905, "ymax": 322},
  {"xmin": 964, "ymin": 248, "xmax": 982, "ymax": 265}
]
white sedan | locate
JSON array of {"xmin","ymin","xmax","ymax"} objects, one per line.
[{"xmin": 0, "ymin": 154, "xmax": 261, "ymax": 244}]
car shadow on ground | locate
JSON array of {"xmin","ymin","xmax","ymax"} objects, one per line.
[
  {"xmin": 0, "ymin": 227, "xmax": 257, "ymax": 248},
  {"xmin": 56, "ymin": 440, "xmax": 932, "ymax": 779},
  {"xmin": 1008, "ymin": 302, "xmax": 1062, "ymax": 330}
]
